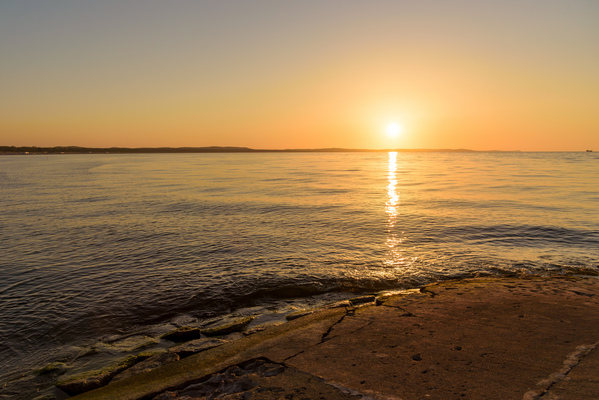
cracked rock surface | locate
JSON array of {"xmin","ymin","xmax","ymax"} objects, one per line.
[
  {"xmin": 72, "ymin": 277, "xmax": 599, "ymax": 400},
  {"xmin": 151, "ymin": 358, "xmax": 358, "ymax": 400}
]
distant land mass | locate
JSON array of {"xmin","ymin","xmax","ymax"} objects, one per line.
[{"xmin": 1, "ymin": 146, "xmax": 484, "ymax": 154}]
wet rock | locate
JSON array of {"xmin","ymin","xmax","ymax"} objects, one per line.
[
  {"xmin": 203, "ymin": 317, "xmax": 254, "ymax": 337},
  {"xmin": 56, "ymin": 355, "xmax": 138, "ymax": 396},
  {"xmin": 285, "ymin": 311, "xmax": 313, "ymax": 321},
  {"xmin": 111, "ymin": 352, "xmax": 180, "ymax": 384},
  {"xmin": 348, "ymin": 295, "xmax": 376, "ymax": 306},
  {"xmin": 76, "ymin": 346, "xmax": 100, "ymax": 359},
  {"xmin": 322, "ymin": 300, "xmax": 352, "ymax": 309},
  {"xmin": 136, "ymin": 350, "xmax": 164, "ymax": 360},
  {"xmin": 161, "ymin": 326, "xmax": 202, "ymax": 342},
  {"xmin": 95, "ymin": 335, "xmax": 159, "ymax": 353},
  {"xmin": 168, "ymin": 338, "xmax": 228, "ymax": 358},
  {"xmin": 244, "ymin": 321, "xmax": 285, "ymax": 335},
  {"xmin": 171, "ymin": 315, "xmax": 198, "ymax": 326},
  {"xmin": 244, "ymin": 326, "xmax": 267, "ymax": 335},
  {"xmin": 113, "ymin": 335, "xmax": 159, "ymax": 351},
  {"xmin": 36, "ymin": 362, "xmax": 67, "ymax": 375}
]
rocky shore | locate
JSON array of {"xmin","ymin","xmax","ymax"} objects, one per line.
[{"xmin": 32, "ymin": 276, "xmax": 598, "ymax": 400}]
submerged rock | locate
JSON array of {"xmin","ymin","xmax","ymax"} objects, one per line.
[
  {"xmin": 76, "ymin": 346, "xmax": 101, "ymax": 359},
  {"xmin": 111, "ymin": 352, "xmax": 180, "ymax": 384},
  {"xmin": 203, "ymin": 317, "xmax": 254, "ymax": 337},
  {"xmin": 106, "ymin": 335, "xmax": 159, "ymax": 352},
  {"xmin": 161, "ymin": 326, "xmax": 202, "ymax": 342},
  {"xmin": 169, "ymin": 338, "xmax": 228, "ymax": 358},
  {"xmin": 36, "ymin": 362, "xmax": 68, "ymax": 375},
  {"xmin": 136, "ymin": 350, "xmax": 164, "ymax": 360},
  {"xmin": 90, "ymin": 335, "xmax": 160, "ymax": 356},
  {"xmin": 56, "ymin": 355, "xmax": 138, "ymax": 395}
]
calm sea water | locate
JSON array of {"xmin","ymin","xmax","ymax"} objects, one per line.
[{"xmin": 1, "ymin": 152, "xmax": 598, "ymax": 396}]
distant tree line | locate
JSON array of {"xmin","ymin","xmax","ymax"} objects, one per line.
[
  {"xmin": 0, "ymin": 146, "xmax": 259, "ymax": 153},
  {"xmin": 0, "ymin": 146, "xmax": 477, "ymax": 154}
]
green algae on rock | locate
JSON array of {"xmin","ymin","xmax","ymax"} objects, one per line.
[
  {"xmin": 94, "ymin": 335, "xmax": 160, "ymax": 354},
  {"xmin": 168, "ymin": 338, "xmax": 228, "ymax": 358},
  {"xmin": 136, "ymin": 350, "xmax": 164, "ymax": 359},
  {"xmin": 36, "ymin": 362, "xmax": 68, "ymax": 375},
  {"xmin": 110, "ymin": 352, "xmax": 180, "ymax": 384},
  {"xmin": 202, "ymin": 316, "xmax": 254, "ymax": 337},
  {"xmin": 56, "ymin": 355, "xmax": 139, "ymax": 395}
]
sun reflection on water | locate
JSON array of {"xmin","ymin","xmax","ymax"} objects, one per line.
[{"xmin": 385, "ymin": 152, "xmax": 404, "ymax": 267}]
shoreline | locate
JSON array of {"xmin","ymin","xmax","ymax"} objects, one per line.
[
  {"xmin": 28, "ymin": 276, "xmax": 599, "ymax": 399},
  {"xmin": 5, "ymin": 270, "xmax": 599, "ymax": 400}
]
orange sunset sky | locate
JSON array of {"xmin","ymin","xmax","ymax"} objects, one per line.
[{"xmin": 1, "ymin": 1, "xmax": 598, "ymax": 151}]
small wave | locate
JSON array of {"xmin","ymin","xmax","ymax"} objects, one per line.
[{"xmin": 418, "ymin": 224, "xmax": 599, "ymax": 247}]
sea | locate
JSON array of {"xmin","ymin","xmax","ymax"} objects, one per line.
[{"xmin": 1, "ymin": 151, "xmax": 598, "ymax": 398}]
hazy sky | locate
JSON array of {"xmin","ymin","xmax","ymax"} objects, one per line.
[{"xmin": 1, "ymin": 1, "xmax": 598, "ymax": 150}]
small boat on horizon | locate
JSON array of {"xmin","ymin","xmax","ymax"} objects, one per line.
[{"xmin": 587, "ymin": 150, "xmax": 593, "ymax": 152}]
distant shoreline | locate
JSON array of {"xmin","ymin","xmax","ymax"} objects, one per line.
[{"xmin": 0, "ymin": 146, "xmax": 519, "ymax": 155}]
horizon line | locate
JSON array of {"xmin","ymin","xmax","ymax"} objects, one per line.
[{"xmin": 0, "ymin": 145, "xmax": 531, "ymax": 153}]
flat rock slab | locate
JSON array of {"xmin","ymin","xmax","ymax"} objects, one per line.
[
  {"xmin": 287, "ymin": 277, "xmax": 599, "ymax": 399},
  {"xmin": 72, "ymin": 308, "xmax": 345, "ymax": 400},
  {"xmin": 168, "ymin": 338, "xmax": 228, "ymax": 358},
  {"xmin": 58, "ymin": 356, "xmax": 139, "ymax": 396},
  {"xmin": 72, "ymin": 277, "xmax": 599, "ymax": 400},
  {"xmin": 111, "ymin": 352, "xmax": 180, "ymax": 384},
  {"xmin": 202, "ymin": 317, "xmax": 253, "ymax": 337}
]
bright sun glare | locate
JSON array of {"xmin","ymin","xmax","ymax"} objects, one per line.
[{"xmin": 386, "ymin": 122, "xmax": 402, "ymax": 138}]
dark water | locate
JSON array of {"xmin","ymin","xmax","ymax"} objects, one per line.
[{"xmin": 1, "ymin": 152, "xmax": 598, "ymax": 396}]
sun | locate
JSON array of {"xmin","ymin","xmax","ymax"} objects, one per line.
[{"xmin": 386, "ymin": 122, "xmax": 402, "ymax": 138}]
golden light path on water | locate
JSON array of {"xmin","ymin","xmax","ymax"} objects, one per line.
[{"xmin": 384, "ymin": 151, "xmax": 405, "ymax": 268}]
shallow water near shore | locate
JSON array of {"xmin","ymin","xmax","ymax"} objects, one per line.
[{"xmin": 1, "ymin": 152, "xmax": 598, "ymax": 397}]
